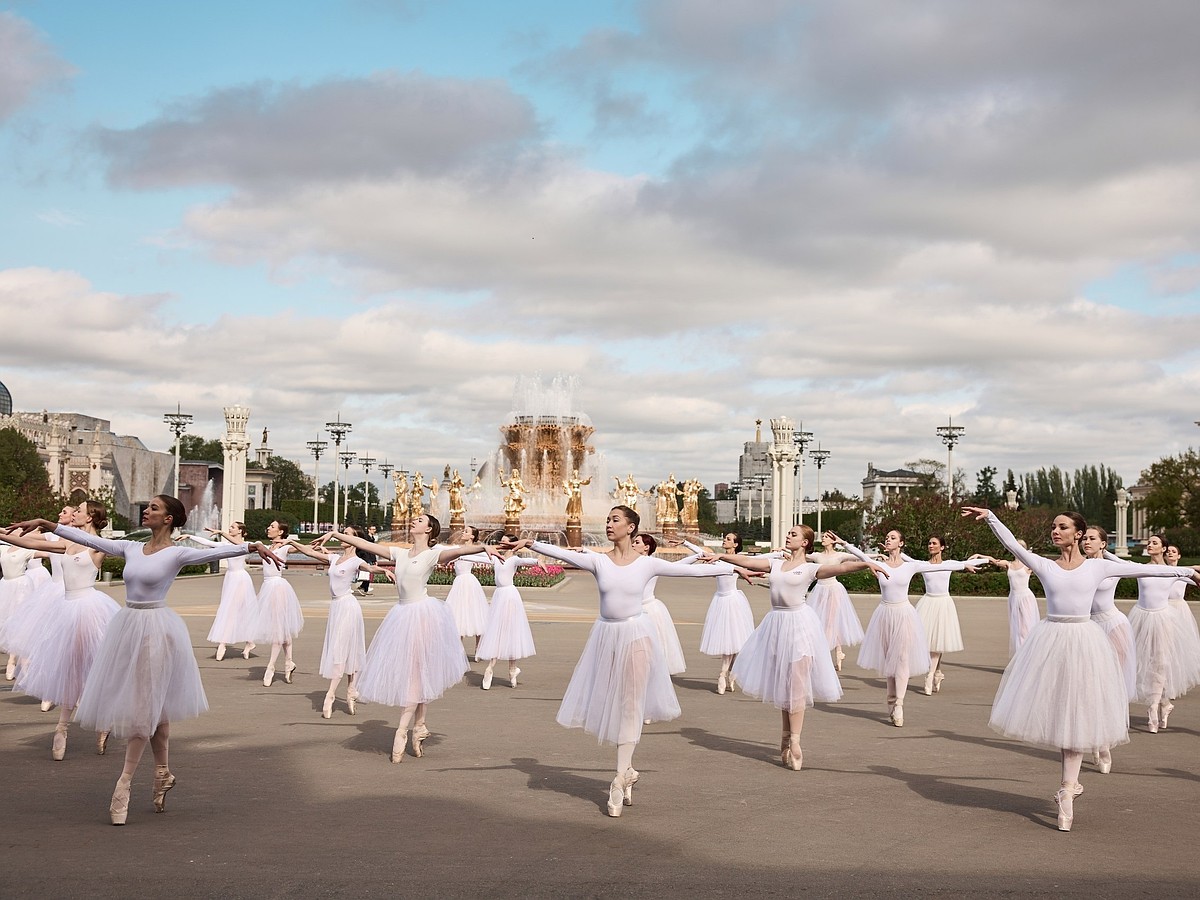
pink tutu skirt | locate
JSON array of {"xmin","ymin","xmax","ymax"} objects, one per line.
[
  {"xmin": 732, "ymin": 605, "xmax": 842, "ymax": 710},
  {"xmin": 357, "ymin": 596, "xmax": 467, "ymax": 707},
  {"xmin": 643, "ymin": 596, "xmax": 686, "ymax": 674},
  {"xmin": 699, "ymin": 588, "xmax": 754, "ymax": 656},
  {"xmin": 476, "ymin": 585, "xmax": 536, "ymax": 662},
  {"xmin": 857, "ymin": 601, "xmax": 931, "ymax": 677},
  {"xmin": 808, "ymin": 581, "xmax": 864, "ymax": 649},
  {"xmin": 251, "ymin": 577, "xmax": 304, "ymax": 644},
  {"xmin": 446, "ymin": 571, "xmax": 489, "ymax": 637},
  {"xmin": 207, "ymin": 568, "xmax": 260, "ymax": 644},
  {"xmin": 76, "ymin": 605, "xmax": 208, "ymax": 738},
  {"xmin": 320, "ymin": 593, "xmax": 366, "ymax": 678},
  {"xmin": 16, "ymin": 586, "xmax": 119, "ymax": 708},
  {"xmin": 557, "ymin": 613, "xmax": 679, "ymax": 745}
]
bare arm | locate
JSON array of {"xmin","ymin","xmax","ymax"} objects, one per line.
[{"xmin": 436, "ymin": 543, "xmax": 500, "ymax": 566}]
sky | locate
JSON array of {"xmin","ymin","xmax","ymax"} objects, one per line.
[{"xmin": 2, "ymin": 0, "xmax": 1199, "ymax": 503}]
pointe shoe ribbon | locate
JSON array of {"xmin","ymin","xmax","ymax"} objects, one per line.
[
  {"xmin": 153, "ymin": 765, "xmax": 176, "ymax": 813},
  {"xmin": 110, "ymin": 775, "xmax": 132, "ymax": 826}
]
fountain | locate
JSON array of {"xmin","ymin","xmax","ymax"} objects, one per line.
[{"xmin": 186, "ymin": 479, "xmax": 221, "ymax": 535}]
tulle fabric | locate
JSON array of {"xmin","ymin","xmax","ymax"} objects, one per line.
[
  {"xmin": 698, "ymin": 588, "xmax": 755, "ymax": 656},
  {"xmin": 643, "ymin": 597, "xmax": 686, "ymax": 674},
  {"xmin": 1007, "ymin": 587, "xmax": 1039, "ymax": 655},
  {"xmin": 1091, "ymin": 608, "xmax": 1137, "ymax": 701},
  {"xmin": 357, "ymin": 596, "xmax": 467, "ymax": 707},
  {"xmin": 857, "ymin": 602, "xmax": 931, "ymax": 677},
  {"xmin": 206, "ymin": 567, "xmax": 260, "ymax": 644},
  {"xmin": 476, "ymin": 585, "xmax": 536, "ymax": 661},
  {"xmin": 15, "ymin": 587, "xmax": 119, "ymax": 708},
  {"xmin": 75, "ymin": 606, "xmax": 208, "ymax": 738},
  {"xmin": 1, "ymin": 577, "xmax": 66, "ymax": 658},
  {"xmin": 557, "ymin": 614, "xmax": 680, "ymax": 745},
  {"xmin": 320, "ymin": 594, "xmax": 366, "ymax": 678},
  {"xmin": 732, "ymin": 605, "xmax": 843, "ymax": 710},
  {"xmin": 1129, "ymin": 606, "xmax": 1200, "ymax": 701},
  {"xmin": 807, "ymin": 581, "xmax": 865, "ymax": 649},
  {"xmin": 446, "ymin": 571, "xmax": 489, "ymax": 637},
  {"xmin": 989, "ymin": 618, "xmax": 1129, "ymax": 752},
  {"xmin": 0, "ymin": 576, "xmax": 33, "ymax": 650},
  {"xmin": 251, "ymin": 577, "xmax": 304, "ymax": 644},
  {"xmin": 915, "ymin": 593, "xmax": 964, "ymax": 653},
  {"xmin": 1169, "ymin": 598, "xmax": 1200, "ymax": 646}
]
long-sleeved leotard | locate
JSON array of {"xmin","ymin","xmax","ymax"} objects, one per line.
[
  {"xmin": 187, "ymin": 534, "xmax": 259, "ymax": 646},
  {"xmin": 682, "ymin": 541, "xmax": 754, "ymax": 657},
  {"xmin": 476, "ymin": 556, "xmax": 540, "ymax": 662}
]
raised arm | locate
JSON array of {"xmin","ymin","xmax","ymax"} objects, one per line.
[
  {"xmin": 51, "ymin": 524, "xmax": 130, "ymax": 558},
  {"xmin": 961, "ymin": 508, "xmax": 1045, "ymax": 574},
  {"xmin": 815, "ymin": 558, "xmax": 890, "ymax": 580},
  {"xmin": 436, "ymin": 543, "xmax": 499, "ymax": 566},
  {"xmin": 0, "ymin": 530, "xmax": 68, "ymax": 554},
  {"xmin": 648, "ymin": 557, "xmax": 736, "ymax": 579},
  {"xmin": 527, "ymin": 540, "xmax": 600, "ymax": 573},
  {"xmin": 285, "ymin": 540, "xmax": 334, "ymax": 563},
  {"xmin": 1098, "ymin": 559, "xmax": 1200, "ymax": 585},
  {"xmin": 699, "ymin": 550, "xmax": 772, "ymax": 573}
]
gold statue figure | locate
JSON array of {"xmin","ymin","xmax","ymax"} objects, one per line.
[
  {"xmin": 392, "ymin": 470, "xmax": 410, "ymax": 522},
  {"xmin": 448, "ymin": 469, "xmax": 466, "ymax": 518},
  {"xmin": 499, "ymin": 468, "xmax": 529, "ymax": 518},
  {"xmin": 681, "ymin": 477, "xmax": 702, "ymax": 528},
  {"xmin": 562, "ymin": 469, "xmax": 592, "ymax": 520},
  {"xmin": 408, "ymin": 471, "xmax": 438, "ymax": 519},
  {"xmin": 613, "ymin": 473, "xmax": 643, "ymax": 510},
  {"xmin": 655, "ymin": 474, "xmax": 681, "ymax": 525}
]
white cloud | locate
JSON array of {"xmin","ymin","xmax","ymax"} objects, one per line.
[{"xmin": 0, "ymin": 12, "xmax": 74, "ymax": 123}]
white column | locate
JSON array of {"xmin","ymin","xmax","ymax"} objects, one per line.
[
  {"xmin": 767, "ymin": 417, "xmax": 798, "ymax": 547},
  {"xmin": 220, "ymin": 405, "xmax": 251, "ymax": 533}
]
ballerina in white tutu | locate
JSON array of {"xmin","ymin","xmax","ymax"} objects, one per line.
[
  {"xmin": 908, "ymin": 535, "xmax": 981, "ymax": 696},
  {"xmin": 13, "ymin": 496, "xmax": 280, "ymax": 825},
  {"xmin": 0, "ymin": 508, "xmax": 72, "ymax": 690},
  {"xmin": 4, "ymin": 503, "xmax": 120, "ymax": 758},
  {"xmin": 704, "ymin": 524, "xmax": 885, "ymax": 770},
  {"xmin": 985, "ymin": 543, "xmax": 1040, "ymax": 655},
  {"xmin": 962, "ymin": 507, "xmax": 1199, "ymax": 832},
  {"xmin": 186, "ymin": 524, "xmax": 259, "ymax": 661},
  {"xmin": 289, "ymin": 527, "xmax": 391, "ymax": 718},
  {"xmin": 684, "ymin": 533, "xmax": 754, "ymax": 693},
  {"xmin": 320, "ymin": 515, "xmax": 497, "ymax": 762},
  {"xmin": 252, "ymin": 520, "xmax": 304, "ymax": 687},
  {"xmin": 475, "ymin": 542, "xmax": 540, "ymax": 690},
  {"xmin": 445, "ymin": 525, "xmax": 490, "ymax": 657},
  {"xmin": 501, "ymin": 506, "xmax": 739, "ymax": 819},
  {"xmin": 805, "ymin": 533, "xmax": 866, "ymax": 672},
  {"xmin": 638, "ymin": 534, "xmax": 691, "ymax": 676},
  {"xmin": 830, "ymin": 529, "xmax": 974, "ymax": 727},
  {"xmin": 1, "ymin": 539, "xmax": 38, "ymax": 681}
]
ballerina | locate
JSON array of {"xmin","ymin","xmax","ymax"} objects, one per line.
[
  {"xmin": 830, "ymin": 529, "xmax": 973, "ymax": 726},
  {"xmin": 12, "ymin": 496, "xmax": 281, "ymax": 825},
  {"xmin": 685, "ymin": 533, "xmax": 755, "ymax": 694},
  {"xmin": 1, "ymin": 538, "xmax": 37, "ymax": 680},
  {"xmin": 501, "ymin": 506, "xmax": 739, "ymax": 819},
  {"xmin": 1, "ymin": 508, "xmax": 73, "ymax": 691},
  {"xmin": 908, "ymin": 535, "xmax": 980, "ymax": 696},
  {"xmin": 475, "ymin": 542, "xmax": 540, "ymax": 690},
  {"xmin": 289, "ymin": 527, "xmax": 391, "ymax": 718},
  {"xmin": 1165, "ymin": 543, "xmax": 1199, "ymax": 642},
  {"xmin": 804, "ymin": 533, "xmax": 866, "ymax": 672},
  {"xmin": 319, "ymin": 515, "xmax": 497, "ymax": 762},
  {"xmin": 4, "ymin": 502, "xmax": 119, "ymax": 759},
  {"xmin": 961, "ymin": 506, "xmax": 1200, "ymax": 831},
  {"xmin": 445, "ymin": 525, "xmax": 490, "ymax": 657},
  {"xmin": 251, "ymin": 520, "xmax": 304, "ymax": 687},
  {"xmin": 186, "ymin": 524, "xmax": 258, "ymax": 661},
  {"xmin": 985, "ymin": 542, "xmax": 1040, "ymax": 655},
  {"xmin": 638, "ymin": 534, "xmax": 691, "ymax": 677},
  {"xmin": 703, "ymin": 525, "xmax": 886, "ymax": 770}
]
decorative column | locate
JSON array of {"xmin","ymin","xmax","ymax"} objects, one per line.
[
  {"xmin": 1114, "ymin": 487, "xmax": 1130, "ymax": 557},
  {"xmin": 768, "ymin": 417, "xmax": 798, "ymax": 548},
  {"xmin": 220, "ymin": 405, "xmax": 251, "ymax": 533},
  {"xmin": 87, "ymin": 431, "xmax": 104, "ymax": 493}
]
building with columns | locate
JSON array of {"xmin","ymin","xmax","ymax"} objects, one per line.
[{"xmin": 861, "ymin": 463, "xmax": 924, "ymax": 506}]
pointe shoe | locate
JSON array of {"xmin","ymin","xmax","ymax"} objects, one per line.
[
  {"xmin": 891, "ymin": 703, "xmax": 904, "ymax": 727},
  {"xmin": 52, "ymin": 723, "xmax": 68, "ymax": 761},
  {"xmin": 1053, "ymin": 782, "xmax": 1082, "ymax": 832},
  {"xmin": 243, "ymin": 643, "xmax": 254, "ymax": 660},
  {"xmin": 5, "ymin": 658, "xmax": 15, "ymax": 681},
  {"xmin": 1148, "ymin": 705, "xmax": 1160, "ymax": 734},
  {"xmin": 110, "ymin": 775, "xmax": 132, "ymax": 825},
  {"xmin": 622, "ymin": 767, "xmax": 638, "ymax": 807},
  {"xmin": 606, "ymin": 768, "xmax": 637, "ymax": 817},
  {"xmin": 835, "ymin": 648, "xmax": 845, "ymax": 672},
  {"xmin": 923, "ymin": 670, "xmax": 936, "ymax": 696},
  {"xmin": 933, "ymin": 670, "xmax": 945, "ymax": 693},
  {"xmin": 347, "ymin": 690, "xmax": 357, "ymax": 716},
  {"xmin": 153, "ymin": 765, "xmax": 175, "ymax": 813},
  {"xmin": 40, "ymin": 699, "xmax": 54, "ymax": 712},
  {"xmin": 1161, "ymin": 701, "xmax": 1175, "ymax": 729},
  {"xmin": 780, "ymin": 731, "xmax": 791, "ymax": 766},
  {"xmin": 509, "ymin": 666, "xmax": 521, "ymax": 688},
  {"xmin": 481, "ymin": 668, "xmax": 493, "ymax": 690},
  {"xmin": 412, "ymin": 724, "xmax": 430, "ymax": 758},
  {"xmin": 783, "ymin": 738, "xmax": 803, "ymax": 771},
  {"xmin": 215, "ymin": 644, "xmax": 226, "ymax": 661},
  {"xmin": 322, "ymin": 695, "xmax": 334, "ymax": 719},
  {"xmin": 716, "ymin": 672, "xmax": 727, "ymax": 695},
  {"xmin": 1097, "ymin": 748, "xmax": 1112, "ymax": 775},
  {"xmin": 284, "ymin": 661, "xmax": 297, "ymax": 684},
  {"xmin": 391, "ymin": 729, "xmax": 407, "ymax": 763},
  {"xmin": 96, "ymin": 731, "xmax": 109, "ymax": 755},
  {"xmin": 727, "ymin": 673, "xmax": 737, "ymax": 693},
  {"xmin": 263, "ymin": 666, "xmax": 275, "ymax": 687}
]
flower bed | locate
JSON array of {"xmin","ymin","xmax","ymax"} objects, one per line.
[{"xmin": 428, "ymin": 563, "xmax": 566, "ymax": 588}]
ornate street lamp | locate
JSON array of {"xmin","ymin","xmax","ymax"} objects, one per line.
[
  {"xmin": 306, "ymin": 437, "xmax": 328, "ymax": 533},
  {"xmin": 324, "ymin": 414, "xmax": 352, "ymax": 529},
  {"xmin": 163, "ymin": 404, "xmax": 193, "ymax": 499},
  {"xmin": 936, "ymin": 417, "xmax": 965, "ymax": 504},
  {"xmin": 339, "ymin": 449, "xmax": 357, "ymax": 524},
  {"xmin": 359, "ymin": 454, "xmax": 376, "ymax": 524},
  {"xmin": 809, "ymin": 446, "xmax": 831, "ymax": 533},
  {"xmin": 791, "ymin": 422, "xmax": 813, "ymax": 526}
]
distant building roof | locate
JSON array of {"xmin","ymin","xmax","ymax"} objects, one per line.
[{"xmin": 0, "ymin": 380, "xmax": 11, "ymax": 416}]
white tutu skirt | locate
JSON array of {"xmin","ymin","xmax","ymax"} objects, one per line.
[
  {"xmin": 252, "ymin": 577, "xmax": 304, "ymax": 644},
  {"xmin": 915, "ymin": 593, "xmax": 964, "ymax": 653},
  {"xmin": 1092, "ymin": 608, "xmax": 1137, "ymax": 701},
  {"xmin": 1129, "ymin": 606, "xmax": 1200, "ymax": 702},
  {"xmin": 858, "ymin": 601, "xmax": 931, "ymax": 677},
  {"xmin": 207, "ymin": 568, "xmax": 259, "ymax": 644},
  {"xmin": 0, "ymin": 577, "xmax": 33, "ymax": 650},
  {"xmin": 643, "ymin": 597, "xmax": 686, "ymax": 674},
  {"xmin": 476, "ymin": 586, "xmax": 536, "ymax": 662},
  {"xmin": 320, "ymin": 594, "xmax": 366, "ymax": 678},
  {"xmin": 446, "ymin": 572, "xmax": 489, "ymax": 637},
  {"xmin": 989, "ymin": 617, "xmax": 1129, "ymax": 752},
  {"xmin": 732, "ymin": 606, "xmax": 843, "ymax": 710},
  {"xmin": 357, "ymin": 596, "xmax": 467, "ymax": 707},
  {"xmin": 1008, "ymin": 588, "xmax": 1039, "ymax": 655},
  {"xmin": 2, "ymin": 578, "xmax": 66, "ymax": 658},
  {"xmin": 75, "ymin": 606, "xmax": 208, "ymax": 738},
  {"xmin": 699, "ymin": 589, "xmax": 755, "ymax": 656},
  {"xmin": 1172, "ymin": 599, "xmax": 1200, "ymax": 644},
  {"xmin": 808, "ymin": 581, "xmax": 865, "ymax": 648},
  {"xmin": 15, "ymin": 588, "xmax": 119, "ymax": 708},
  {"xmin": 557, "ymin": 614, "xmax": 679, "ymax": 745}
]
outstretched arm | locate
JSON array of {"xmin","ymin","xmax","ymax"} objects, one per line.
[
  {"xmin": 698, "ymin": 550, "xmax": 772, "ymax": 573},
  {"xmin": 649, "ymin": 557, "xmax": 736, "ymax": 578},
  {"xmin": 816, "ymin": 558, "xmax": 890, "ymax": 580},
  {"xmin": 436, "ymin": 543, "xmax": 500, "ymax": 566},
  {"xmin": 0, "ymin": 529, "xmax": 68, "ymax": 554},
  {"xmin": 285, "ymin": 540, "xmax": 334, "ymax": 564},
  {"xmin": 961, "ymin": 508, "xmax": 1045, "ymax": 574}
]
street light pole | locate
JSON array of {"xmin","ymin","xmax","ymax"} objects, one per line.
[
  {"xmin": 324, "ymin": 414, "xmax": 352, "ymax": 530},
  {"xmin": 340, "ymin": 450, "xmax": 357, "ymax": 523},
  {"xmin": 935, "ymin": 416, "xmax": 966, "ymax": 504},
  {"xmin": 359, "ymin": 455, "xmax": 376, "ymax": 525},
  {"xmin": 809, "ymin": 445, "xmax": 831, "ymax": 533},
  {"xmin": 792, "ymin": 422, "xmax": 812, "ymax": 526},
  {"xmin": 306, "ymin": 437, "xmax": 328, "ymax": 533},
  {"xmin": 756, "ymin": 474, "xmax": 769, "ymax": 528},
  {"xmin": 163, "ymin": 403, "xmax": 193, "ymax": 498},
  {"xmin": 378, "ymin": 461, "xmax": 393, "ymax": 530}
]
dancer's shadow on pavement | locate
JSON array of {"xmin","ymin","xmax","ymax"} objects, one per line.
[
  {"xmin": 434, "ymin": 756, "xmax": 615, "ymax": 813},
  {"xmin": 916, "ymin": 728, "xmax": 1060, "ymax": 763},
  {"xmin": 672, "ymin": 676, "xmax": 724, "ymax": 695},
  {"xmin": 867, "ymin": 764, "xmax": 1055, "ymax": 829},
  {"xmin": 676, "ymin": 725, "xmax": 774, "ymax": 765},
  {"xmin": 341, "ymin": 717, "xmax": 404, "ymax": 759}
]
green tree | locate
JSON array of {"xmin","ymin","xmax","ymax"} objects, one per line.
[
  {"xmin": 261, "ymin": 455, "xmax": 313, "ymax": 503},
  {"xmin": 0, "ymin": 427, "xmax": 58, "ymax": 523},
  {"xmin": 697, "ymin": 487, "xmax": 718, "ymax": 535},
  {"xmin": 904, "ymin": 458, "xmax": 968, "ymax": 499},
  {"xmin": 973, "ymin": 466, "xmax": 1000, "ymax": 507},
  {"xmin": 176, "ymin": 434, "xmax": 224, "ymax": 462},
  {"xmin": 1137, "ymin": 449, "xmax": 1200, "ymax": 530}
]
